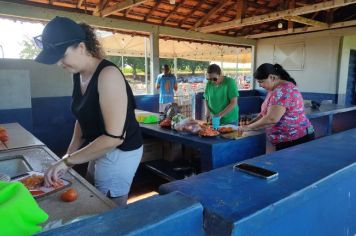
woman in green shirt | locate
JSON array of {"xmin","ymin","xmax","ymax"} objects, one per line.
[{"xmin": 204, "ymin": 64, "xmax": 239, "ymax": 125}]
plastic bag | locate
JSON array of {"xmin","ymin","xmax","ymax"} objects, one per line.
[
  {"xmin": 174, "ymin": 118, "xmax": 201, "ymax": 134},
  {"xmin": 171, "ymin": 113, "xmax": 186, "ymax": 130}
]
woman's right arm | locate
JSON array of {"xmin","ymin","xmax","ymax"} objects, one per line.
[
  {"xmin": 66, "ymin": 120, "xmax": 84, "ymax": 154},
  {"xmin": 248, "ymin": 114, "xmax": 263, "ymax": 125}
]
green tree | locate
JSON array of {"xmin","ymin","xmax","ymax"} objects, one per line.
[
  {"xmin": 159, "ymin": 58, "xmax": 174, "ymax": 71},
  {"xmin": 106, "ymin": 55, "xmax": 146, "ymax": 79},
  {"xmin": 106, "ymin": 55, "xmax": 123, "ymax": 68},
  {"xmin": 19, "ymin": 37, "xmax": 41, "ymax": 59},
  {"xmin": 177, "ymin": 58, "xmax": 209, "ymax": 74},
  {"xmin": 125, "ymin": 57, "xmax": 145, "ymax": 79}
]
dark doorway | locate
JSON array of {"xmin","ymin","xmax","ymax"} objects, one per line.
[{"xmin": 346, "ymin": 49, "xmax": 356, "ymax": 105}]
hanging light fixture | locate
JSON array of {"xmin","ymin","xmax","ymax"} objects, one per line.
[
  {"xmin": 169, "ymin": 0, "xmax": 176, "ymax": 5},
  {"xmin": 277, "ymin": 22, "xmax": 283, "ymax": 29}
]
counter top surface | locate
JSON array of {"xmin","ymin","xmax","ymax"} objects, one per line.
[
  {"xmin": 0, "ymin": 123, "xmax": 44, "ymax": 150},
  {"xmin": 160, "ymin": 128, "xmax": 356, "ymax": 222},
  {"xmin": 305, "ymin": 104, "xmax": 356, "ymax": 118},
  {"xmin": 0, "ymin": 146, "xmax": 116, "ymax": 227},
  {"xmin": 140, "ymin": 123, "xmax": 263, "ymax": 145}
]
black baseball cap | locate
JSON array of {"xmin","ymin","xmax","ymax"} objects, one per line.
[{"xmin": 35, "ymin": 16, "xmax": 86, "ymax": 64}]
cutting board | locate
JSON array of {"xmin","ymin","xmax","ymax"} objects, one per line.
[
  {"xmin": 12, "ymin": 171, "xmax": 71, "ymax": 199},
  {"xmin": 221, "ymin": 131, "xmax": 244, "ymax": 140}
]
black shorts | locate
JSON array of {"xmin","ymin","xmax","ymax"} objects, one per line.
[{"xmin": 275, "ymin": 132, "xmax": 315, "ymax": 151}]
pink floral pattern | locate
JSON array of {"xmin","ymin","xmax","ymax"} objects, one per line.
[{"xmin": 260, "ymin": 82, "xmax": 313, "ymax": 145}]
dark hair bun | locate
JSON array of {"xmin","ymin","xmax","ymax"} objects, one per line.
[{"xmin": 274, "ymin": 63, "xmax": 283, "ymax": 71}]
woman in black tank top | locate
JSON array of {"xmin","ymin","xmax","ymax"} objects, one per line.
[{"xmin": 34, "ymin": 16, "xmax": 142, "ymax": 206}]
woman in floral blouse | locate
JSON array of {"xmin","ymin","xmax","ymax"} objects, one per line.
[{"xmin": 239, "ymin": 63, "xmax": 315, "ymax": 151}]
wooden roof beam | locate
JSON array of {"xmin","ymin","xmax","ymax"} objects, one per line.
[
  {"xmin": 245, "ymin": 19, "xmax": 356, "ymax": 39},
  {"xmin": 236, "ymin": 0, "xmax": 246, "ymax": 20},
  {"xmin": 192, "ymin": 1, "xmax": 231, "ymax": 30},
  {"xmin": 144, "ymin": 1, "xmax": 160, "ymax": 21},
  {"xmin": 178, "ymin": 1, "xmax": 204, "ymax": 27},
  {"xmin": 213, "ymin": 2, "xmax": 237, "ymax": 23},
  {"xmin": 287, "ymin": 0, "xmax": 295, "ymax": 33},
  {"xmin": 77, "ymin": 0, "xmax": 84, "ymax": 8},
  {"xmin": 164, "ymin": 0, "xmax": 186, "ymax": 24},
  {"xmin": 93, "ymin": 0, "xmax": 109, "ymax": 16},
  {"xmin": 0, "ymin": 1, "xmax": 256, "ymax": 46},
  {"xmin": 283, "ymin": 15, "xmax": 328, "ymax": 27},
  {"xmin": 98, "ymin": 0, "xmax": 148, "ymax": 17},
  {"xmin": 197, "ymin": 0, "xmax": 356, "ymax": 33}
]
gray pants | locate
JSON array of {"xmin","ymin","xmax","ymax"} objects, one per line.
[
  {"xmin": 87, "ymin": 146, "xmax": 143, "ymax": 200},
  {"xmin": 107, "ymin": 192, "xmax": 128, "ymax": 207}
]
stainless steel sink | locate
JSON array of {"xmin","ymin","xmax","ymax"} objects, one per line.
[{"xmin": 0, "ymin": 155, "xmax": 32, "ymax": 179}]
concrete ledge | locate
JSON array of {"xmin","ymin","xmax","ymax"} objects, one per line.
[
  {"xmin": 38, "ymin": 191, "xmax": 204, "ymax": 236},
  {"xmin": 160, "ymin": 129, "xmax": 356, "ymax": 235}
]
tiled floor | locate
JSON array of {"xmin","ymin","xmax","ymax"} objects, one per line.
[{"xmin": 128, "ymin": 164, "xmax": 168, "ymax": 203}]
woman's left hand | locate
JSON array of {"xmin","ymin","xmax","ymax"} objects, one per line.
[
  {"xmin": 44, "ymin": 160, "xmax": 69, "ymax": 187},
  {"xmin": 237, "ymin": 125, "xmax": 249, "ymax": 133}
]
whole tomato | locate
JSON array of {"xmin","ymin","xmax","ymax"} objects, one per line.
[
  {"xmin": 60, "ymin": 188, "xmax": 78, "ymax": 202},
  {"xmin": 0, "ymin": 128, "xmax": 9, "ymax": 142},
  {"xmin": 0, "ymin": 134, "xmax": 8, "ymax": 143}
]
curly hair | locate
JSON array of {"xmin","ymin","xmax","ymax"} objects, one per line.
[{"xmin": 78, "ymin": 23, "xmax": 105, "ymax": 59}]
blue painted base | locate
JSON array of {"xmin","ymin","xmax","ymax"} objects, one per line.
[
  {"xmin": 301, "ymin": 92, "xmax": 338, "ymax": 104},
  {"xmin": 31, "ymin": 97, "xmax": 75, "ymax": 152},
  {"xmin": 238, "ymin": 96, "xmax": 263, "ymax": 114},
  {"xmin": 140, "ymin": 123, "xmax": 266, "ymax": 171},
  {"xmin": 135, "ymin": 94, "xmax": 159, "ymax": 113},
  {"xmin": 231, "ymin": 163, "xmax": 356, "ymax": 236},
  {"xmin": 255, "ymin": 89, "xmax": 338, "ymax": 103},
  {"xmin": 0, "ymin": 108, "xmax": 33, "ymax": 132},
  {"xmin": 160, "ymin": 129, "xmax": 356, "ymax": 236},
  {"xmin": 309, "ymin": 116, "xmax": 330, "ymax": 138},
  {"xmin": 332, "ymin": 109, "xmax": 356, "ymax": 133},
  {"xmin": 0, "ymin": 94, "xmax": 352, "ymax": 155}
]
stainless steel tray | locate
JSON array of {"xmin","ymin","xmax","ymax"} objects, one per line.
[{"xmin": 0, "ymin": 155, "xmax": 32, "ymax": 179}]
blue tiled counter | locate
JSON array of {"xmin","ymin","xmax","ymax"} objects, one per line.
[
  {"xmin": 160, "ymin": 129, "xmax": 356, "ymax": 236},
  {"xmin": 38, "ymin": 192, "xmax": 204, "ymax": 236},
  {"xmin": 306, "ymin": 104, "xmax": 356, "ymax": 138},
  {"xmin": 140, "ymin": 123, "xmax": 266, "ymax": 171}
]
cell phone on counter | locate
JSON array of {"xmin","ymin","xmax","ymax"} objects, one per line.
[{"xmin": 233, "ymin": 163, "xmax": 278, "ymax": 180}]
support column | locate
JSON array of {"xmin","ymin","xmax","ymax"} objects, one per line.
[
  {"xmin": 121, "ymin": 55, "xmax": 124, "ymax": 70},
  {"xmin": 251, "ymin": 46, "xmax": 256, "ymax": 90},
  {"xmin": 236, "ymin": 56, "xmax": 239, "ymax": 89},
  {"xmin": 144, "ymin": 37, "xmax": 149, "ymax": 94},
  {"xmin": 150, "ymin": 31, "xmax": 160, "ymax": 94},
  {"xmin": 174, "ymin": 57, "xmax": 178, "ymax": 79}
]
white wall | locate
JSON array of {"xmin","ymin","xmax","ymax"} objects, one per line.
[
  {"xmin": 0, "ymin": 69, "xmax": 31, "ymax": 109},
  {"xmin": 256, "ymin": 27, "xmax": 356, "ymax": 96},
  {"xmin": 0, "ymin": 59, "xmax": 72, "ymax": 98}
]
